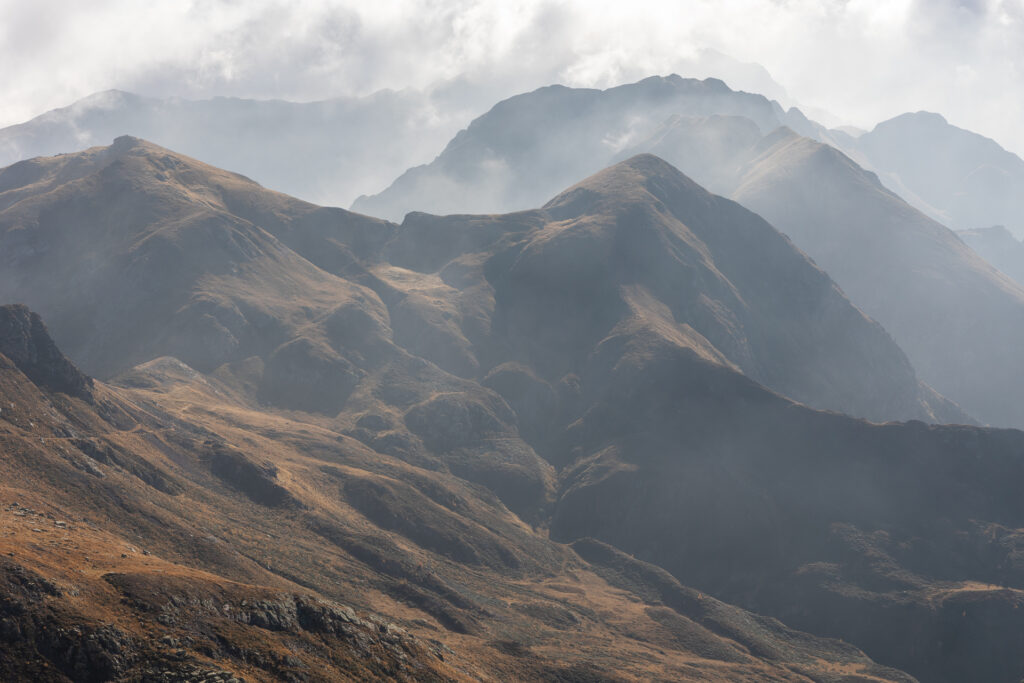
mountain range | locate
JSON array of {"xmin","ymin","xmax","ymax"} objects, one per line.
[
  {"xmin": 350, "ymin": 79, "xmax": 1024, "ymax": 428},
  {"xmin": 6, "ymin": 74, "xmax": 1023, "ymax": 241},
  {"xmin": 0, "ymin": 88, "xmax": 472, "ymax": 209},
  {"xmin": 352, "ymin": 76, "xmax": 824, "ymax": 221},
  {"xmin": 3, "ymin": 135, "xmax": 1024, "ymax": 680}
]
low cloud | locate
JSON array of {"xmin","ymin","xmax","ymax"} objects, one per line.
[{"xmin": 2, "ymin": 0, "xmax": 1023, "ymax": 154}]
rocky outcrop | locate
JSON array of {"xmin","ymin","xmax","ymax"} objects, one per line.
[
  {"xmin": 0, "ymin": 304, "xmax": 93, "ymax": 400},
  {"xmin": 202, "ymin": 442, "xmax": 301, "ymax": 509}
]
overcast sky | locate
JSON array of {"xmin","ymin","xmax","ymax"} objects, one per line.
[{"xmin": 3, "ymin": 0, "xmax": 1023, "ymax": 154}]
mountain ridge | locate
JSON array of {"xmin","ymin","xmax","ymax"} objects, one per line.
[
  {"xmin": 349, "ymin": 80, "xmax": 1024, "ymax": 427},
  {"xmin": 352, "ymin": 75, "xmax": 824, "ymax": 221}
]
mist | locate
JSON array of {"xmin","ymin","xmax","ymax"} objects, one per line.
[{"xmin": 3, "ymin": 0, "xmax": 1023, "ymax": 156}]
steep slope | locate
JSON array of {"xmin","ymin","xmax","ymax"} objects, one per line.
[
  {"xmin": 842, "ymin": 112, "xmax": 1024, "ymax": 236},
  {"xmin": 546, "ymin": 313, "xmax": 1024, "ymax": 683},
  {"xmin": 0, "ymin": 305, "xmax": 93, "ymax": 400},
  {"xmin": 0, "ymin": 89, "xmax": 471, "ymax": 208},
  {"xmin": 730, "ymin": 130, "xmax": 1024, "ymax": 427},
  {"xmin": 353, "ymin": 75, "xmax": 822, "ymax": 220},
  {"xmin": 483, "ymin": 154, "xmax": 962, "ymax": 425},
  {"xmin": 958, "ymin": 226, "xmax": 1024, "ymax": 288},
  {"xmin": 0, "ymin": 312, "xmax": 921, "ymax": 681}
]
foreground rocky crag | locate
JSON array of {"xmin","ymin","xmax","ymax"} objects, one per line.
[{"xmin": 1, "ymin": 139, "xmax": 1023, "ymax": 680}]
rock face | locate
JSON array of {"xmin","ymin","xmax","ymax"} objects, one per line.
[{"xmin": 0, "ymin": 304, "xmax": 92, "ymax": 400}]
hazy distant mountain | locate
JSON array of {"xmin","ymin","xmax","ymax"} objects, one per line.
[
  {"xmin": 356, "ymin": 80, "xmax": 1024, "ymax": 427},
  {"xmin": 0, "ymin": 88, "xmax": 475, "ymax": 207},
  {"xmin": 729, "ymin": 129, "xmax": 1024, "ymax": 428},
  {"xmin": 958, "ymin": 225, "xmax": 1024, "ymax": 287},
  {"xmin": 640, "ymin": 116, "xmax": 1024, "ymax": 428},
  {"xmin": 838, "ymin": 111, "xmax": 1024, "ymax": 237},
  {"xmin": 9, "ymin": 139, "xmax": 1024, "ymax": 679},
  {"xmin": 353, "ymin": 75, "xmax": 824, "ymax": 220}
]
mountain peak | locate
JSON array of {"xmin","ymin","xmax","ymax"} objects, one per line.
[
  {"xmin": 110, "ymin": 134, "xmax": 148, "ymax": 149},
  {"xmin": 700, "ymin": 76, "xmax": 731, "ymax": 91},
  {"xmin": 0, "ymin": 305, "xmax": 93, "ymax": 400},
  {"xmin": 542, "ymin": 153, "xmax": 705, "ymax": 219},
  {"xmin": 104, "ymin": 134, "xmax": 164, "ymax": 159},
  {"xmin": 875, "ymin": 110, "xmax": 949, "ymax": 131},
  {"xmin": 597, "ymin": 152, "xmax": 690, "ymax": 180}
]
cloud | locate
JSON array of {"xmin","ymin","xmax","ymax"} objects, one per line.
[{"xmin": 1, "ymin": 0, "xmax": 1023, "ymax": 154}]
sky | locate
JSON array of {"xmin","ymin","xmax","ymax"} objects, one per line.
[{"xmin": 2, "ymin": 0, "xmax": 1023, "ymax": 154}]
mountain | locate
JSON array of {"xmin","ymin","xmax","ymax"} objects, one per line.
[
  {"xmin": 352, "ymin": 75, "xmax": 824, "ymax": 221},
  {"xmin": 0, "ymin": 139, "xmax": 961, "ymax": 428},
  {"xmin": 0, "ymin": 88, "xmax": 473, "ymax": 208},
  {"xmin": 635, "ymin": 115, "xmax": 1024, "ymax": 427},
  {"xmin": 1, "ymin": 304, "xmax": 929, "ymax": 681},
  {"xmin": 4, "ymin": 140, "xmax": 1024, "ymax": 679},
  {"xmin": 550, "ymin": 326, "xmax": 1024, "ymax": 683},
  {"xmin": 355, "ymin": 80, "xmax": 1024, "ymax": 428},
  {"xmin": 0, "ymin": 158, "xmax": 939, "ymax": 683},
  {"xmin": 838, "ymin": 112, "xmax": 1024, "ymax": 237},
  {"xmin": 728, "ymin": 129, "xmax": 1024, "ymax": 428},
  {"xmin": 378, "ymin": 157, "xmax": 1024, "ymax": 682},
  {"xmin": 958, "ymin": 226, "xmax": 1024, "ymax": 288}
]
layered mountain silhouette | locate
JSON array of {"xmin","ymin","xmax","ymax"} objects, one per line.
[
  {"xmin": 355, "ymin": 79, "xmax": 1024, "ymax": 428},
  {"xmin": 726, "ymin": 128, "xmax": 1024, "ymax": 428},
  {"xmin": 958, "ymin": 225, "xmax": 1024, "ymax": 288},
  {"xmin": 0, "ymin": 88, "xmax": 471, "ymax": 208},
  {"xmin": 4, "ymin": 138, "xmax": 1024, "ymax": 680},
  {"xmin": 0, "ymin": 138, "xmax": 958, "ymax": 426},
  {"xmin": 835, "ymin": 112, "xmax": 1024, "ymax": 237},
  {"xmin": 352, "ymin": 75, "xmax": 824, "ymax": 221}
]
